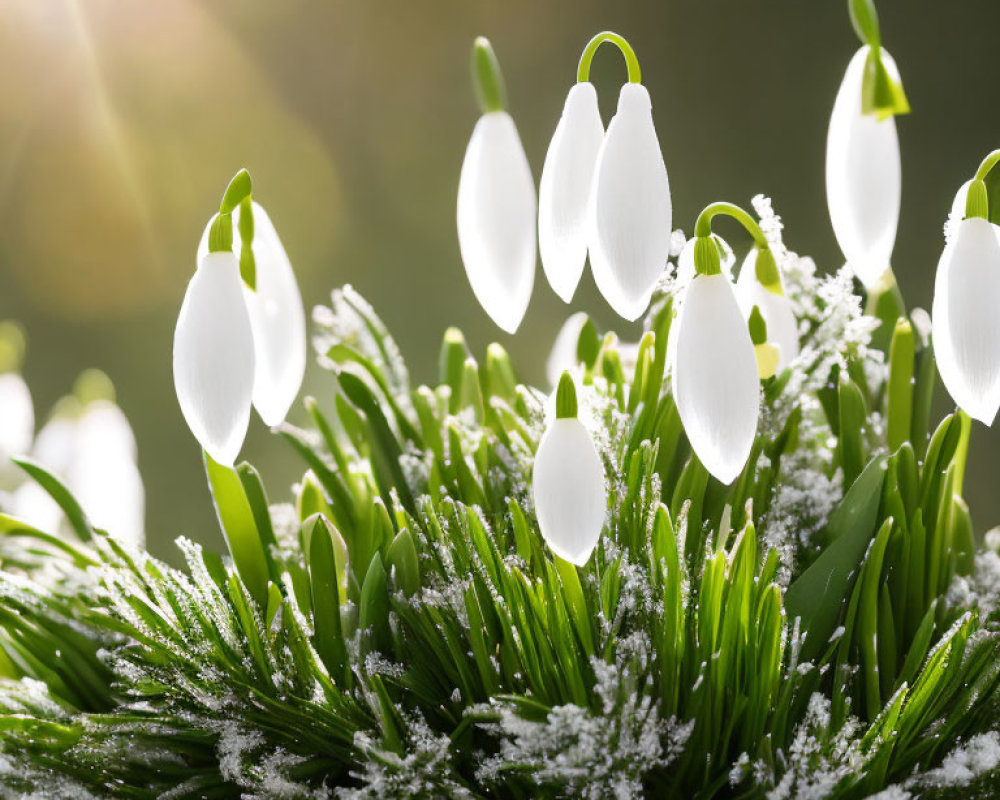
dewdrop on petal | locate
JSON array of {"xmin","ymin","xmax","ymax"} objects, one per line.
[
  {"xmin": 199, "ymin": 201, "xmax": 306, "ymax": 426},
  {"xmin": 825, "ymin": 40, "xmax": 907, "ymax": 288},
  {"xmin": 532, "ymin": 373, "xmax": 606, "ymax": 566},
  {"xmin": 735, "ymin": 248, "xmax": 799, "ymax": 371},
  {"xmin": 457, "ymin": 38, "xmax": 536, "ymax": 333},
  {"xmin": 173, "ymin": 250, "xmax": 256, "ymax": 466},
  {"xmin": 932, "ymin": 210, "xmax": 1000, "ymax": 425},
  {"xmin": 672, "ymin": 237, "xmax": 759, "ymax": 484},
  {"xmin": 539, "ymin": 82, "xmax": 604, "ymax": 302},
  {"xmin": 584, "ymin": 34, "xmax": 671, "ymax": 321}
]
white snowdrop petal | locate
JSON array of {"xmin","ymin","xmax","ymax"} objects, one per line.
[
  {"xmin": 9, "ymin": 481, "xmax": 62, "ymax": 533},
  {"xmin": 198, "ymin": 204, "xmax": 306, "ymax": 426},
  {"xmin": 589, "ymin": 83, "xmax": 671, "ymax": 321},
  {"xmin": 457, "ymin": 111, "xmax": 536, "ymax": 333},
  {"xmin": 825, "ymin": 46, "xmax": 901, "ymax": 288},
  {"xmin": 238, "ymin": 203, "xmax": 306, "ymax": 426},
  {"xmin": 69, "ymin": 401, "xmax": 145, "ymax": 547},
  {"xmin": 532, "ymin": 418, "xmax": 606, "ymax": 565},
  {"xmin": 546, "ymin": 312, "xmax": 590, "ymax": 388},
  {"xmin": 932, "ymin": 217, "xmax": 1000, "ymax": 424},
  {"xmin": 672, "ymin": 274, "xmax": 760, "ymax": 484},
  {"xmin": 735, "ymin": 252, "xmax": 799, "ymax": 370},
  {"xmin": 539, "ymin": 82, "xmax": 604, "ymax": 303},
  {"xmin": 173, "ymin": 251, "xmax": 255, "ymax": 465},
  {"xmin": 0, "ymin": 372, "xmax": 33, "ymax": 459}
]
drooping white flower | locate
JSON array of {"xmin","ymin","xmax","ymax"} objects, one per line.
[
  {"xmin": 589, "ymin": 82, "xmax": 671, "ymax": 321},
  {"xmin": 735, "ymin": 250, "xmax": 799, "ymax": 372},
  {"xmin": 199, "ymin": 202, "xmax": 306, "ymax": 426},
  {"xmin": 532, "ymin": 375, "xmax": 606, "ymax": 565},
  {"xmin": 0, "ymin": 372, "xmax": 32, "ymax": 465},
  {"xmin": 825, "ymin": 45, "xmax": 902, "ymax": 288},
  {"xmin": 173, "ymin": 251, "xmax": 255, "ymax": 465},
  {"xmin": 69, "ymin": 400, "xmax": 145, "ymax": 547},
  {"xmin": 457, "ymin": 110, "xmax": 536, "ymax": 333},
  {"xmin": 672, "ymin": 273, "xmax": 760, "ymax": 484},
  {"xmin": 674, "ymin": 235, "xmax": 734, "ymax": 288},
  {"xmin": 539, "ymin": 82, "xmax": 604, "ymax": 302},
  {"xmin": 932, "ymin": 216, "xmax": 1000, "ymax": 424},
  {"xmin": 545, "ymin": 312, "xmax": 590, "ymax": 388}
]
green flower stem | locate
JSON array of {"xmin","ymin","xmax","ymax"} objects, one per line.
[
  {"xmin": 576, "ymin": 31, "xmax": 641, "ymax": 84},
  {"xmin": 693, "ymin": 202, "xmax": 768, "ymax": 249},
  {"xmin": 973, "ymin": 150, "xmax": 1000, "ymax": 182},
  {"xmin": 848, "ymin": 0, "xmax": 881, "ymax": 48},
  {"xmin": 206, "ymin": 169, "xmax": 256, "ymax": 289},
  {"xmin": 471, "ymin": 37, "xmax": 507, "ymax": 114}
]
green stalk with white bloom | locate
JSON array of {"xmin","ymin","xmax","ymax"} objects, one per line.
[{"xmin": 457, "ymin": 37, "xmax": 536, "ymax": 334}]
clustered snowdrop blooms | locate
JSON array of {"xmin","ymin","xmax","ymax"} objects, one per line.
[
  {"xmin": 932, "ymin": 151, "xmax": 1000, "ymax": 425},
  {"xmin": 5, "ymin": 369, "xmax": 145, "ymax": 548},
  {"xmin": 174, "ymin": 169, "xmax": 306, "ymax": 466},
  {"xmin": 459, "ymin": 33, "xmax": 671, "ymax": 331},
  {"xmin": 825, "ymin": 0, "xmax": 909, "ymax": 289},
  {"xmin": 532, "ymin": 373, "xmax": 607, "ymax": 565}
]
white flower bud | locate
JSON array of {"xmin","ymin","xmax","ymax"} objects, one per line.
[
  {"xmin": 589, "ymin": 83, "xmax": 671, "ymax": 321},
  {"xmin": 735, "ymin": 251, "xmax": 799, "ymax": 371},
  {"xmin": 457, "ymin": 111, "xmax": 536, "ymax": 333},
  {"xmin": 173, "ymin": 251, "xmax": 255, "ymax": 465}
]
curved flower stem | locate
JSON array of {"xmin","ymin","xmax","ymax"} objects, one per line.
[
  {"xmin": 576, "ymin": 31, "xmax": 642, "ymax": 84},
  {"xmin": 693, "ymin": 202, "xmax": 769, "ymax": 250},
  {"xmin": 973, "ymin": 150, "xmax": 1000, "ymax": 182}
]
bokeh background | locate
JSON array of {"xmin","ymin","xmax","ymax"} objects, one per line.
[{"xmin": 2, "ymin": 0, "xmax": 1000, "ymax": 561}]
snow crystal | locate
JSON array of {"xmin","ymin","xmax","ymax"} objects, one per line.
[
  {"xmin": 947, "ymin": 549, "xmax": 1000, "ymax": 619},
  {"xmin": 910, "ymin": 732, "xmax": 1000, "ymax": 789}
]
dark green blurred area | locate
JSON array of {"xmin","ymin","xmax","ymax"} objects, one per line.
[{"xmin": 2, "ymin": 0, "xmax": 999, "ymax": 561}]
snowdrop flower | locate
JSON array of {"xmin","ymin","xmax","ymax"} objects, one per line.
[
  {"xmin": 0, "ymin": 322, "xmax": 33, "ymax": 476},
  {"xmin": 825, "ymin": 3, "xmax": 909, "ymax": 288},
  {"xmin": 539, "ymin": 82, "xmax": 603, "ymax": 302},
  {"xmin": 672, "ymin": 229, "xmax": 760, "ymax": 484},
  {"xmin": 735, "ymin": 247, "xmax": 799, "ymax": 373},
  {"xmin": 545, "ymin": 312, "xmax": 591, "ymax": 387},
  {"xmin": 582, "ymin": 33, "xmax": 671, "ymax": 321},
  {"xmin": 173, "ymin": 248, "xmax": 256, "ymax": 466},
  {"xmin": 198, "ymin": 200, "xmax": 306, "ymax": 426},
  {"xmin": 457, "ymin": 38, "xmax": 536, "ymax": 333},
  {"xmin": 533, "ymin": 373, "xmax": 606, "ymax": 565},
  {"xmin": 675, "ymin": 235, "xmax": 734, "ymax": 288},
  {"xmin": 932, "ymin": 160, "xmax": 1000, "ymax": 424}
]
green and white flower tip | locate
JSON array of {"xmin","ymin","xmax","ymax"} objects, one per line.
[
  {"xmin": 735, "ymin": 246, "xmax": 799, "ymax": 372},
  {"xmin": 672, "ymin": 206, "xmax": 762, "ymax": 484},
  {"xmin": 457, "ymin": 37, "xmax": 536, "ymax": 334},
  {"xmin": 932, "ymin": 152, "xmax": 1000, "ymax": 425},
  {"xmin": 826, "ymin": 0, "xmax": 908, "ymax": 289},
  {"xmin": 174, "ymin": 171, "xmax": 257, "ymax": 466},
  {"xmin": 197, "ymin": 198, "xmax": 306, "ymax": 428},
  {"xmin": 0, "ymin": 321, "xmax": 33, "ymax": 461},
  {"xmin": 532, "ymin": 373, "xmax": 607, "ymax": 566},
  {"xmin": 582, "ymin": 32, "xmax": 672, "ymax": 321}
]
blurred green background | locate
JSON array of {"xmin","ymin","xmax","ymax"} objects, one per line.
[{"xmin": 2, "ymin": 0, "xmax": 1000, "ymax": 561}]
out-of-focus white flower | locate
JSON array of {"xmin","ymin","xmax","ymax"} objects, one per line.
[
  {"xmin": 589, "ymin": 82, "xmax": 671, "ymax": 321},
  {"xmin": 539, "ymin": 82, "xmax": 604, "ymax": 303},
  {"xmin": 0, "ymin": 373, "xmax": 32, "ymax": 465},
  {"xmin": 545, "ymin": 312, "xmax": 590, "ymax": 388},
  {"xmin": 532, "ymin": 374, "xmax": 606, "ymax": 565},
  {"xmin": 198, "ymin": 202, "xmax": 306, "ymax": 427},
  {"xmin": 735, "ymin": 249, "xmax": 799, "ymax": 372},
  {"xmin": 826, "ymin": 45, "xmax": 903, "ymax": 288},
  {"xmin": 932, "ymin": 216, "xmax": 1000, "ymax": 424},
  {"xmin": 173, "ymin": 251, "xmax": 256, "ymax": 466},
  {"xmin": 672, "ymin": 272, "xmax": 760, "ymax": 484}
]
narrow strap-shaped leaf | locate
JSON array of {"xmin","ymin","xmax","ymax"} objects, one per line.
[
  {"xmin": 12, "ymin": 457, "xmax": 94, "ymax": 543},
  {"xmin": 308, "ymin": 514, "xmax": 350, "ymax": 687}
]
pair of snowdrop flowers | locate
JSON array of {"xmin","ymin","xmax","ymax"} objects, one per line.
[
  {"xmin": 173, "ymin": 170, "xmax": 306, "ymax": 466},
  {"xmin": 457, "ymin": 32, "xmax": 671, "ymax": 332},
  {"xmin": 932, "ymin": 152, "xmax": 1000, "ymax": 426}
]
